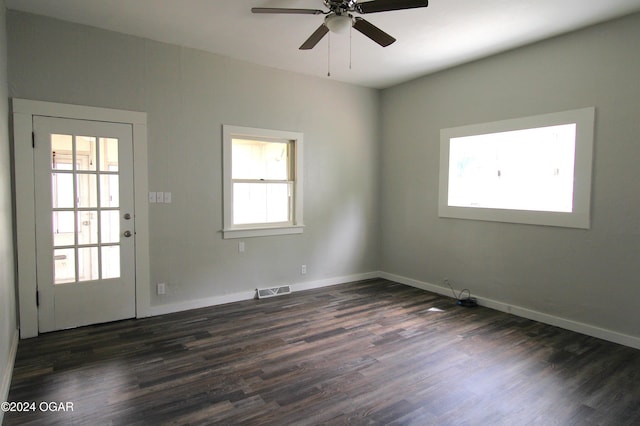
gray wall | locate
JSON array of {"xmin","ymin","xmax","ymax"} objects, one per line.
[
  {"xmin": 0, "ymin": 0, "xmax": 18, "ymax": 406},
  {"xmin": 7, "ymin": 11, "xmax": 380, "ymax": 307},
  {"xmin": 380, "ymin": 13, "xmax": 640, "ymax": 338}
]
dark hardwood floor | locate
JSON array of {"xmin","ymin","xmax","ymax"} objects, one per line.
[{"xmin": 5, "ymin": 279, "xmax": 640, "ymax": 425}]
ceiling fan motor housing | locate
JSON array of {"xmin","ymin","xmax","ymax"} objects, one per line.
[{"xmin": 324, "ymin": 0, "xmax": 358, "ymax": 14}]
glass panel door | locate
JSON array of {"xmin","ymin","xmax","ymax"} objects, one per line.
[{"xmin": 34, "ymin": 115, "xmax": 135, "ymax": 332}]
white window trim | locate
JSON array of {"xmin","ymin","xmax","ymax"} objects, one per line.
[
  {"xmin": 222, "ymin": 125, "xmax": 304, "ymax": 239},
  {"xmin": 439, "ymin": 107, "xmax": 595, "ymax": 228}
]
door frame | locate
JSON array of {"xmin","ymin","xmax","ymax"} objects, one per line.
[{"xmin": 13, "ymin": 99, "xmax": 151, "ymax": 338}]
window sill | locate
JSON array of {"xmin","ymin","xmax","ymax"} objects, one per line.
[{"xmin": 222, "ymin": 225, "xmax": 304, "ymax": 239}]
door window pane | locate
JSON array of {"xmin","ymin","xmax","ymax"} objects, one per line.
[
  {"xmin": 52, "ymin": 173, "xmax": 74, "ymax": 208},
  {"xmin": 76, "ymin": 136, "xmax": 97, "ymax": 171},
  {"xmin": 77, "ymin": 211, "xmax": 98, "ymax": 245},
  {"xmin": 100, "ymin": 210, "xmax": 120, "ymax": 244},
  {"xmin": 101, "ymin": 246, "xmax": 120, "ymax": 279},
  {"xmin": 51, "ymin": 134, "xmax": 73, "ymax": 170},
  {"xmin": 78, "ymin": 247, "xmax": 99, "ymax": 282},
  {"xmin": 76, "ymin": 173, "xmax": 98, "ymax": 208},
  {"xmin": 53, "ymin": 211, "xmax": 75, "ymax": 247},
  {"xmin": 100, "ymin": 175, "xmax": 119, "ymax": 208},
  {"xmin": 100, "ymin": 138, "xmax": 119, "ymax": 171},
  {"xmin": 54, "ymin": 248, "xmax": 76, "ymax": 284}
]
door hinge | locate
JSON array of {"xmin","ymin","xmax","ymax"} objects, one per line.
[
  {"xmin": 36, "ymin": 290, "xmax": 39, "ymax": 307},
  {"xmin": 32, "ymin": 132, "xmax": 35, "ymax": 148}
]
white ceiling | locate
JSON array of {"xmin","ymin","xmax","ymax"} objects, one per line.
[{"xmin": 6, "ymin": 0, "xmax": 640, "ymax": 88}]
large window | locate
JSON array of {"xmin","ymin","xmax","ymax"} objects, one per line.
[
  {"xmin": 439, "ymin": 107, "xmax": 595, "ymax": 228},
  {"xmin": 222, "ymin": 125, "xmax": 304, "ymax": 238}
]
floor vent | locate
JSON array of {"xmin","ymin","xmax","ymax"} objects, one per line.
[{"xmin": 257, "ymin": 285, "xmax": 292, "ymax": 299}]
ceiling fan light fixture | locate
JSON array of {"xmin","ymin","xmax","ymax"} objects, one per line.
[{"xmin": 325, "ymin": 13, "xmax": 352, "ymax": 33}]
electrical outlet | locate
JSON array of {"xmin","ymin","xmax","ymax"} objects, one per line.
[
  {"xmin": 301, "ymin": 264, "xmax": 307, "ymax": 275},
  {"xmin": 157, "ymin": 283, "xmax": 166, "ymax": 295},
  {"xmin": 239, "ymin": 241, "xmax": 245, "ymax": 253}
]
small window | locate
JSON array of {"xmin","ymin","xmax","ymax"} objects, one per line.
[
  {"xmin": 439, "ymin": 107, "xmax": 595, "ymax": 228},
  {"xmin": 223, "ymin": 125, "xmax": 304, "ymax": 239}
]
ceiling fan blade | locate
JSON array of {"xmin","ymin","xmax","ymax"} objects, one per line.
[
  {"xmin": 299, "ymin": 24, "xmax": 330, "ymax": 50},
  {"xmin": 352, "ymin": 17, "xmax": 396, "ymax": 47},
  {"xmin": 251, "ymin": 7, "xmax": 324, "ymax": 15},
  {"xmin": 356, "ymin": 0, "xmax": 428, "ymax": 14}
]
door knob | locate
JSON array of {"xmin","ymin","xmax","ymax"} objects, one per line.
[{"xmin": 123, "ymin": 230, "xmax": 132, "ymax": 238}]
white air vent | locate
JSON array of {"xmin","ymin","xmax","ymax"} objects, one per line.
[{"xmin": 257, "ymin": 285, "xmax": 292, "ymax": 299}]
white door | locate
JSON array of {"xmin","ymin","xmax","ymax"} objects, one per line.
[{"xmin": 33, "ymin": 116, "xmax": 136, "ymax": 332}]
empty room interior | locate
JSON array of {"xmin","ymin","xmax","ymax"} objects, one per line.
[{"xmin": 1, "ymin": 1, "xmax": 640, "ymax": 424}]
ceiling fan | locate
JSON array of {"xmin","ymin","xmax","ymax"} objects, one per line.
[{"xmin": 252, "ymin": 0, "xmax": 429, "ymax": 50}]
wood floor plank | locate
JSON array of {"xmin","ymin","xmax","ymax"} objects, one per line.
[{"xmin": 5, "ymin": 278, "xmax": 640, "ymax": 425}]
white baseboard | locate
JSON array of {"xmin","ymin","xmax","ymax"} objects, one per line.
[
  {"xmin": 380, "ymin": 271, "xmax": 640, "ymax": 350},
  {"xmin": 0, "ymin": 329, "xmax": 19, "ymax": 424},
  {"xmin": 142, "ymin": 271, "xmax": 379, "ymax": 318},
  {"xmin": 292, "ymin": 271, "xmax": 379, "ymax": 292},
  {"xmin": 379, "ymin": 271, "xmax": 454, "ymax": 298},
  {"xmin": 143, "ymin": 290, "xmax": 257, "ymax": 317}
]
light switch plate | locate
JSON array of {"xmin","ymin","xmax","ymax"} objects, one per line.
[
  {"xmin": 156, "ymin": 191, "xmax": 164, "ymax": 203},
  {"xmin": 164, "ymin": 192, "xmax": 172, "ymax": 203},
  {"xmin": 148, "ymin": 192, "xmax": 157, "ymax": 203}
]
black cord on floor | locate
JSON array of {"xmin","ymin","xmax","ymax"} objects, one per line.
[
  {"xmin": 445, "ymin": 279, "xmax": 470, "ymax": 301},
  {"xmin": 445, "ymin": 279, "xmax": 477, "ymax": 307}
]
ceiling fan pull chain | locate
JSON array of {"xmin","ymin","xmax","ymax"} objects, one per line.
[
  {"xmin": 327, "ymin": 31, "xmax": 331, "ymax": 77},
  {"xmin": 349, "ymin": 22, "xmax": 352, "ymax": 70}
]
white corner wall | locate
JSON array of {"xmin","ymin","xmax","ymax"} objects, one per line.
[
  {"xmin": 380, "ymin": 13, "xmax": 640, "ymax": 343},
  {"xmin": 0, "ymin": 0, "xmax": 19, "ymax": 416},
  {"xmin": 7, "ymin": 11, "xmax": 380, "ymax": 315}
]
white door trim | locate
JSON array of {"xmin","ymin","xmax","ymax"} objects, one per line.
[{"xmin": 12, "ymin": 99, "xmax": 151, "ymax": 338}]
